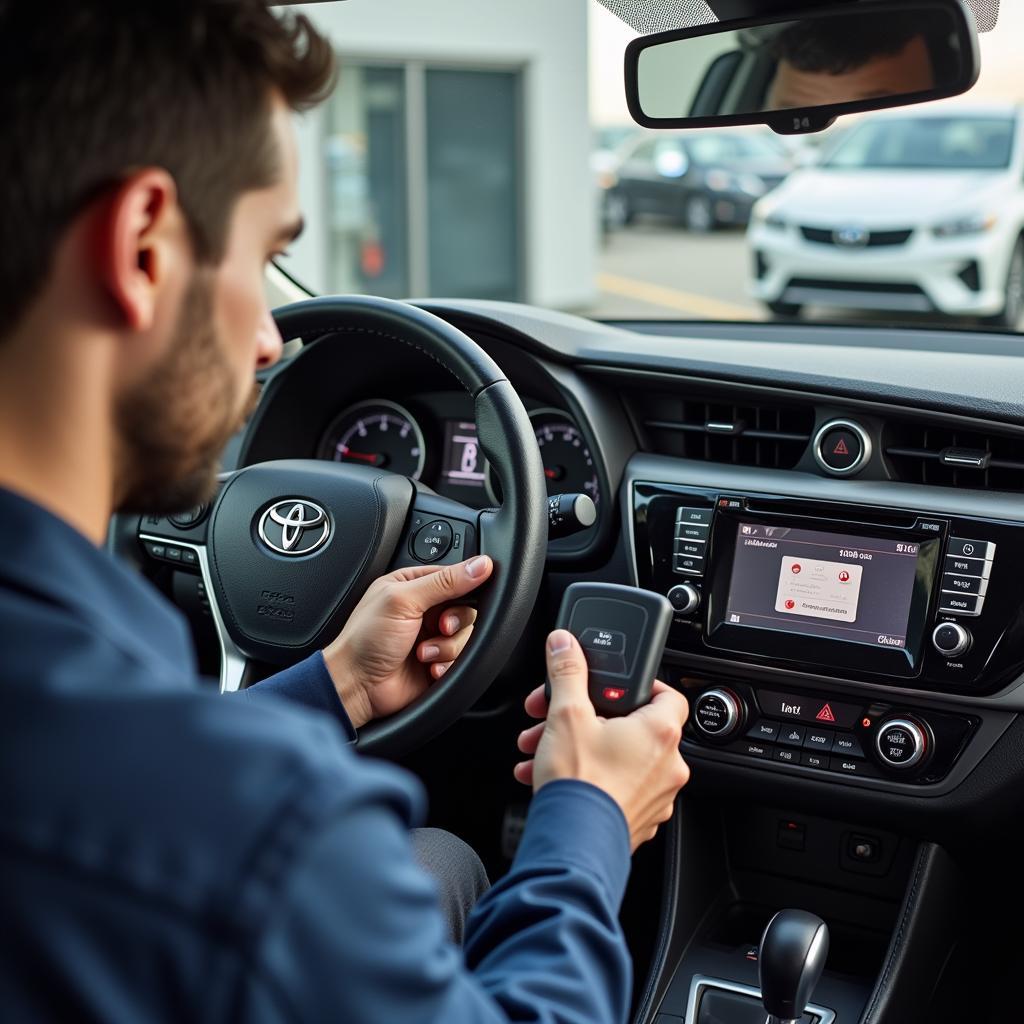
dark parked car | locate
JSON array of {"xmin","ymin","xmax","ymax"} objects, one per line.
[{"xmin": 606, "ymin": 129, "xmax": 792, "ymax": 232}]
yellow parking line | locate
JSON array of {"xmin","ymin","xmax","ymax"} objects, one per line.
[{"xmin": 598, "ymin": 271, "xmax": 757, "ymax": 320}]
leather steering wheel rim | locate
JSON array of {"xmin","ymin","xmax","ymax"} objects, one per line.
[{"xmin": 266, "ymin": 295, "xmax": 548, "ymax": 756}]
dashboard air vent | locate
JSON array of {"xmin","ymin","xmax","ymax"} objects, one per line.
[
  {"xmin": 631, "ymin": 391, "xmax": 814, "ymax": 469},
  {"xmin": 885, "ymin": 422, "xmax": 1024, "ymax": 492}
]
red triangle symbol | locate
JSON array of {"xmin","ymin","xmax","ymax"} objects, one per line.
[
  {"xmin": 833, "ymin": 439, "xmax": 850, "ymax": 456},
  {"xmin": 816, "ymin": 704, "xmax": 837, "ymax": 723}
]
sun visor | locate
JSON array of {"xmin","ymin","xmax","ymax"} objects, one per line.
[{"xmin": 596, "ymin": 0, "xmax": 998, "ymax": 33}]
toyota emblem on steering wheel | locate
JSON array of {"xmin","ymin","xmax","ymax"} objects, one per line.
[{"xmin": 258, "ymin": 500, "xmax": 332, "ymax": 556}]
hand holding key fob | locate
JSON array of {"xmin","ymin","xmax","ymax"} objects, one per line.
[{"xmin": 545, "ymin": 582, "xmax": 674, "ymax": 716}]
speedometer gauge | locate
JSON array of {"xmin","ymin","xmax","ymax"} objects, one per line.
[{"xmin": 317, "ymin": 400, "xmax": 426, "ymax": 480}]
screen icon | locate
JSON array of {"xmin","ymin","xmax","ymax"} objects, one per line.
[{"xmin": 791, "ymin": 563, "xmax": 802, "ymax": 574}]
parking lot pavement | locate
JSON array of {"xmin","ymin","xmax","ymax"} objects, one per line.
[
  {"xmin": 585, "ymin": 221, "xmax": 985, "ymax": 331},
  {"xmin": 586, "ymin": 223, "xmax": 763, "ymax": 321}
]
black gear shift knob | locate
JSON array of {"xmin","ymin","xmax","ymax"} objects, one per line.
[{"xmin": 758, "ymin": 909, "xmax": 829, "ymax": 1023}]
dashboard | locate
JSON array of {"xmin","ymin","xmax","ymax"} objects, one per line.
[{"xmin": 225, "ymin": 297, "xmax": 1024, "ymax": 839}]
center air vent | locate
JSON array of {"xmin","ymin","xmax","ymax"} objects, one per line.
[
  {"xmin": 885, "ymin": 422, "xmax": 1024, "ymax": 492},
  {"xmin": 629, "ymin": 391, "xmax": 814, "ymax": 469}
]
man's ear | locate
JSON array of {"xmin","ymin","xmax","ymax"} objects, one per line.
[{"xmin": 94, "ymin": 168, "xmax": 186, "ymax": 333}]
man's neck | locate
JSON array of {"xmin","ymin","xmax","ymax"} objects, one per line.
[{"xmin": 0, "ymin": 320, "xmax": 116, "ymax": 546}]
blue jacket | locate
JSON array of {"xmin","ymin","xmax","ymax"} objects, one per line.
[{"xmin": 0, "ymin": 487, "xmax": 632, "ymax": 1023}]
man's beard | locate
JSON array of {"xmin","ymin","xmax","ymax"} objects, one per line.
[{"xmin": 114, "ymin": 272, "xmax": 259, "ymax": 516}]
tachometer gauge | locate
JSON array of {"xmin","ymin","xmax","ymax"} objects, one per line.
[
  {"xmin": 531, "ymin": 411, "xmax": 600, "ymax": 505},
  {"xmin": 486, "ymin": 409, "xmax": 600, "ymax": 506},
  {"xmin": 317, "ymin": 400, "xmax": 426, "ymax": 480}
]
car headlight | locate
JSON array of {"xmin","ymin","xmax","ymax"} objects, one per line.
[
  {"xmin": 752, "ymin": 206, "xmax": 787, "ymax": 229},
  {"xmin": 933, "ymin": 213, "xmax": 998, "ymax": 238},
  {"xmin": 738, "ymin": 173, "xmax": 767, "ymax": 197}
]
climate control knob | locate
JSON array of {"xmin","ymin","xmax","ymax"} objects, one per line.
[
  {"xmin": 667, "ymin": 583, "xmax": 701, "ymax": 616},
  {"xmin": 875, "ymin": 717, "xmax": 927, "ymax": 770},
  {"xmin": 693, "ymin": 689, "xmax": 742, "ymax": 740},
  {"xmin": 932, "ymin": 622, "xmax": 972, "ymax": 659}
]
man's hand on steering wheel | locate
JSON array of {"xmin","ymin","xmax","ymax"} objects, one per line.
[{"xmin": 322, "ymin": 555, "xmax": 494, "ymax": 729}]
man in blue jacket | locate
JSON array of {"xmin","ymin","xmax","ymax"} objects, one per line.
[{"xmin": 0, "ymin": 2, "xmax": 691, "ymax": 1021}]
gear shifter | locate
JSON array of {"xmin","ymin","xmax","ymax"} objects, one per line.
[{"xmin": 759, "ymin": 909, "xmax": 830, "ymax": 1024}]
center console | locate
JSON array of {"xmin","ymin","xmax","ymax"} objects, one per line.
[{"xmin": 631, "ymin": 482, "xmax": 1024, "ymax": 790}]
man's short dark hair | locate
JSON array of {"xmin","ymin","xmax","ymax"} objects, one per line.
[
  {"xmin": 771, "ymin": 13, "xmax": 930, "ymax": 75},
  {"xmin": 0, "ymin": 1, "xmax": 335, "ymax": 334}
]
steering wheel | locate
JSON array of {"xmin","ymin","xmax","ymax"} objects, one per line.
[{"xmin": 133, "ymin": 296, "xmax": 547, "ymax": 756}]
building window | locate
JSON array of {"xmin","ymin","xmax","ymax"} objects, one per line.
[{"xmin": 325, "ymin": 61, "xmax": 523, "ymax": 301}]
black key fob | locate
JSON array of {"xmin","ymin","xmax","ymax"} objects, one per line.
[{"xmin": 545, "ymin": 582, "xmax": 673, "ymax": 716}]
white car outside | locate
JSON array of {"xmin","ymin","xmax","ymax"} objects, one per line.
[{"xmin": 748, "ymin": 105, "xmax": 1024, "ymax": 327}]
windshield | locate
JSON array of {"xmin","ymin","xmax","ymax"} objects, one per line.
[
  {"xmin": 824, "ymin": 117, "xmax": 1016, "ymax": 170},
  {"xmin": 281, "ymin": 1, "xmax": 1024, "ymax": 334}
]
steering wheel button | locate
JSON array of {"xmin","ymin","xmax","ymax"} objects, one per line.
[
  {"xmin": 412, "ymin": 521, "xmax": 453, "ymax": 562},
  {"xmin": 168, "ymin": 504, "xmax": 208, "ymax": 529}
]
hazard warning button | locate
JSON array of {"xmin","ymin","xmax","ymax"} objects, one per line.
[
  {"xmin": 814, "ymin": 419, "xmax": 870, "ymax": 476},
  {"xmin": 815, "ymin": 703, "xmax": 837, "ymax": 723}
]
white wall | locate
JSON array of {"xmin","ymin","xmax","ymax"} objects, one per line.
[{"xmin": 287, "ymin": 0, "xmax": 595, "ymax": 310}]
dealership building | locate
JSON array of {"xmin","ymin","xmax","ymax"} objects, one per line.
[{"xmin": 285, "ymin": 0, "xmax": 595, "ymax": 310}]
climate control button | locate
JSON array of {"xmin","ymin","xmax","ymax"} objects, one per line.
[
  {"xmin": 876, "ymin": 718, "xmax": 927, "ymax": 770},
  {"xmin": 694, "ymin": 689, "xmax": 742, "ymax": 739}
]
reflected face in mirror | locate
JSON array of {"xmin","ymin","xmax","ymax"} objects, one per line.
[{"xmin": 767, "ymin": 27, "xmax": 937, "ymax": 111}]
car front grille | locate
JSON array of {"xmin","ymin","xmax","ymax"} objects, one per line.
[
  {"xmin": 783, "ymin": 277, "xmax": 934, "ymax": 311},
  {"xmin": 799, "ymin": 226, "xmax": 914, "ymax": 248}
]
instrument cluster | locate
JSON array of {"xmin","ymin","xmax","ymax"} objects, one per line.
[{"xmin": 317, "ymin": 396, "xmax": 600, "ymax": 511}]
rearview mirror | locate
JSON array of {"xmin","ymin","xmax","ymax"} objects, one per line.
[{"xmin": 625, "ymin": 0, "xmax": 980, "ymax": 135}]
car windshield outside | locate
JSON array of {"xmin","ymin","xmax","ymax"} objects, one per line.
[
  {"xmin": 824, "ymin": 116, "xmax": 1017, "ymax": 171},
  {"xmin": 281, "ymin": 0, "xmax": 1024, "ymax": 333}
]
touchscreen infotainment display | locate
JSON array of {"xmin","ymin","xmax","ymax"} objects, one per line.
[{"xmin": 724, "ymin": 522, "xmax": 921, "ymax": 650}]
